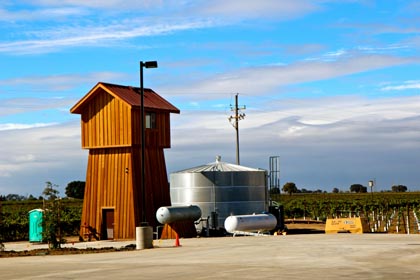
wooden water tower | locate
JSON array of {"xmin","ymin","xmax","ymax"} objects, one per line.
[{"xmin": 70, "ymin": 82, "xmax": 179, "ymax": 240}]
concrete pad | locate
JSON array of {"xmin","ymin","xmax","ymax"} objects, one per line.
[{"xmin": 2, "ymin": 234, "xmax": 420, "ymax": 279}]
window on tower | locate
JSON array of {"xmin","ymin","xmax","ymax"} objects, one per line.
[{"xmin": 146, "ymin": 112, "xmax": 156, "ymax": 129}]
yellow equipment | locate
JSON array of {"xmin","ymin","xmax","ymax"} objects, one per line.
[{"xmin": 325, "ymin": 217, "xmax": 370, "ymax": 234}]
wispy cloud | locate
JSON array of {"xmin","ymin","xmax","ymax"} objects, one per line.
[
  {"xmin": 24, "ymin": 0, "xmax": 322, "ymax": 19},
  {"xmin": 0, "ymin": 18, "xmax": 218, "ymax": 54},
  {"xmin": 0, "ymin": 122, "xmax": 57, "ymax": 131},
  {"xmin": 324, "ymin": 48, "xmax": 348, "ymax": 58},
  {"xmin": 0, "ymin": 72, "xmax": 129, "ymax": 90},
  {"xmin": 28, "ymin": 0, "xmax": 163, "ymax": 10},
  {"xmin": 160, "ymin": 54, "xmax": 418, "ymax": 97},
  {"xmin": 0, "ymin": 7, "xmax": 88, "ymax": 21},
  {"xmin": 357, "ymin": 45, "xmax": 411, "ymax": 53},
  {"xmin": 0, "ymin": 0, "xmax": 327, "ymax": 55},
  {"xmin": 0, "ymin": 97, "xmax": 72, "ymax": 117},
  {"xmin": 381, "ymin": 80, "xmax": 420, "ymax": 91},
  {"xmin": 195, "ymin": 0, "xmax": 321, "ymax": 20}
]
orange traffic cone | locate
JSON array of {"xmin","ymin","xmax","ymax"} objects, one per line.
[{"xmin": 175, "ymin": 233, "xmax": 181, "ymax": 247}]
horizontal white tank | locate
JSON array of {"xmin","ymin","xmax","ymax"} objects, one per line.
[
  {"xmin": 224, "ymin": 214, "xmax": 277, "ymax": 233},
  {"xmin": 156, "ymin": 205, "xmax": 202, "ymax": 224}
]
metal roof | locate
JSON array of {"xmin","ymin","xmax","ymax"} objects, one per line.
[
  {"xmin": 71, "ymin": 82, "xmax": 180, "ymax": 114},
  {"xmin": 173, "ymin": 156, "xmax": 264, "ymax": 173}
]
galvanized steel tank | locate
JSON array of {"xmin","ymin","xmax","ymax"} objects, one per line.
[{"xmin": 170, "ymin": 156, "xmax": 268, "ymax": 232}]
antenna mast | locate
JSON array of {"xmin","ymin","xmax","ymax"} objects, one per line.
[{"xmin": 229, "ymin": 93, "xmax": 246, "ymax": 165}]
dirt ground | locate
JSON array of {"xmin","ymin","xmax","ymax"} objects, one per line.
[
  {"xmin": 0, "ymin": 244, "xmax": 136, "ymax": 258},
  {"xmin": 285, "ymin": 220, "xmax": 326, "ymax": 234}
]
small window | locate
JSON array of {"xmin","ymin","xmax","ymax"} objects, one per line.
[{"xmin": 146, "ymin": 112, "xmax": 156, "ymax": 129}]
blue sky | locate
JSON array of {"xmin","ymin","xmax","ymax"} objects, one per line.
[{"xmin": 0, "ymin": 0, "xmax": 419, "ymax": 196}]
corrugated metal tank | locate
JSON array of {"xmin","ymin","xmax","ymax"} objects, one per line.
[{"xmin": 170, "ymin": 156, "xmax": 268, "ymax": 232}]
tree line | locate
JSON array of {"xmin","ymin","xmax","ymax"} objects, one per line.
[
  {"xmin": 0, "ymin": 181, "xmax": 86, "ymax": 201},
  {"xmin": 270, "ymin": 182, "xmax": 410, "ymax": 195}
]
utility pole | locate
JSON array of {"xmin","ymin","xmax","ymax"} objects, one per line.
[{"xmin": 229, "ymin": 93, "xmax": 246, "ymax": 165}]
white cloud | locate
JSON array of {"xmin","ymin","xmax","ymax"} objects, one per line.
[
  {"xmin": 0, "ymin": 123, "xmax": 56, "ymax": 131},
  {"xmin": 0, "ymin": 0, "xmax": 327, "ymax": 55},
  {"xmin": 0, "ymin": 97, "xmax": 76, "ymax": 118},
  {"xmin": 20, "ymin": 0, "xmax": 321, "ymax": 19},
  {"xmin": 324, "ymin": 48, "xmax": 348, "ymax": 58},
  {"xmin": 196, "ymin": 0, "xmax": 321, "ymax": 20},
  {"xmin": 160, "ymin": 54, "xmax": 418, "ymax": 97},
  {"xmin": 381, "ymin": 80, "xmax": 420, "ymax": 91},
  {"xmin": 357, "ymin": 45, "xmax": 410, "ymax": 53},
  {"xmin": 26, "ymin": 0, "xmax": 163, "ymax": 10},
  {"xmin": 0, "ymin": 72, "xmax": 129, "ymax": 90},
  {"xmin": 0, "ymin": 18, "xmax": 217, "ymax": 54},
  {"xmin": 0, "ymin": 7, "xmax": 88, "ymax": 21},
  {"xmin": 0, "ymin": 121, "xmax": 86, "ymax": 195}
]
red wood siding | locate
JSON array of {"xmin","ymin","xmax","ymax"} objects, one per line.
[
  {"xmin": 80, "ymin": 148, "xmax": 135, "ymax": 240},
  {"xmin": 131, "ymin": 109, "xmax": 171, "ymax": 148},
  {"xmin": 80, "ymin": 146, "xmax": 171, "ymax": 240},
  {"xmin": 81, "ymin": 89, "xmax": 132, "ymax": 149},
  {"xmin": 132, "ymin": 147, "xmax": 171, "ymax": 227}
]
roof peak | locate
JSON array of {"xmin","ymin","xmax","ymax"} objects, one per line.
[
  {"xmin": 71, "ymin": 82, "xmax": 180, "ymax": 114},
  {"xmin": 99, "ymin": 82, "xmax": 152, "ymax": 92},
  {"xmin": 173, "ymin": 156, "xmax": 264, "ymax": 173}
]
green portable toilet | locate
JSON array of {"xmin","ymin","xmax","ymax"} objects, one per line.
[{"xmin": 28, "ymin": 209, "xmax": 44, "ymax": 242}]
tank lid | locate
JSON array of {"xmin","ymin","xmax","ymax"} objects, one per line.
[{"xmin": 173, "ymin": 156, "xmax": 264, "ymax": 173}]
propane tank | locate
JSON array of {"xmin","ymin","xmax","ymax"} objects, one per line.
[
  {"xmin": 156, "ymin": 205, "xmax": 202, "ymax": 224},
  {"xmin": 224, "ymin": 213, "xmax": 277, "ymax": 233}
]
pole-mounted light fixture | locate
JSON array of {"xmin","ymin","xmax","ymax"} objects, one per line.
[
  {"xmin": 141, "ymin": 61, "xmax": 158, "ymax": 69},
  {"xmin": 140, "ymin": 60, "xmax": 158, "ymax": 226}
]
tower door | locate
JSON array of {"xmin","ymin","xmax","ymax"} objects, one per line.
[{"xmin": 102, "ymin": 209, "xmax": 114, "ymax": 240}]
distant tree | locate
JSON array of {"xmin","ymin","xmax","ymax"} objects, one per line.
[
  {"xmin": 282, "ymin": 182, "xmax": 298, "ymax": 196},
  {"xmin": 5, "ymin": 194, "xmax": 25, "ymax": 201},
  {"xmin": 269, "ymin": 187, "xmax": 280, "ymax": 194},
  {"xmin": 332, "ymin": 188, "xmax": 339, "ymax": 193},
  {"xmin": 43, "ymin": 182, "xmax": 59, "ymax": 200},
  {"xmin": 65, "ymin": 181, "xmax": 85, "ymax": 199},
  {"xmin": 27, "ymin": 194, "xmax": 37, "ymax": 200},
  {"xmin": 350, "ymin": 184, "xmax": 367, "ymax": 193},
  {"xmin": 391, "ymin": 185, "xmax": 408, "ymax": 192}
]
